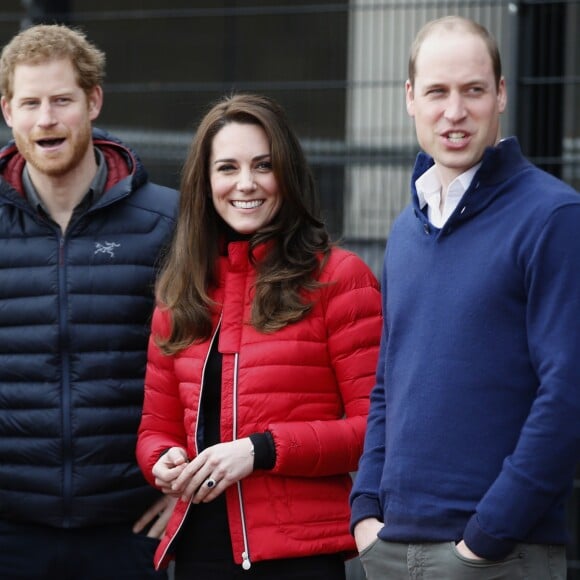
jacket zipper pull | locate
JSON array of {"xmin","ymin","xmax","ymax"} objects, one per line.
[{"xmin": 241, "ymin": 551, "xmax": 251, "ymax": 570}]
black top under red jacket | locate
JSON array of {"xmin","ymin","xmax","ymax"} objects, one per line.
[{"xmin": 0, "ymin": 128, "xmax": 178, "ymax": 528}]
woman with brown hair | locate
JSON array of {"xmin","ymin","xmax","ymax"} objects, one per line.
[{"xmin": 137, "ymin": 93, "xmax": 382, "ymax": 579}]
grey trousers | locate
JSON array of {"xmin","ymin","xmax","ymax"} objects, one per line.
[{"xmin": 358, "ymin": 539, "xmax": 566, "ymax": 580}]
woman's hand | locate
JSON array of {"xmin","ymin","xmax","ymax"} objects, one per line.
[
  {"xmin": 152, "ymin": 447, "xmax": 189, "ymax": 497},
  {"xmin": 171, "ymin": 438, "xmax": 255, "ymax": 503}
]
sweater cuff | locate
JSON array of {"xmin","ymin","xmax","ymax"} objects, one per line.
[
  {"xmin": 349, "ymin": 493, "xmax": 383, "ymax": 535},
  {"xmin": 463, "ymin": 513, "xmax": 516, "ymax": 561},
  {"xmin": 249, "ymin": 431, "xmax": 276, "ymax": 470}
]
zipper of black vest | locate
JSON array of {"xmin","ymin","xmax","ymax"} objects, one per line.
[{"xmin": 57, "ymin": 232, "xmax": 74, "ymax": 526}]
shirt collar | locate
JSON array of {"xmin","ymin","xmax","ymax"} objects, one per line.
[{"xmin": 416, "ymin": 162, "xmax": 482, "ymax": 211}]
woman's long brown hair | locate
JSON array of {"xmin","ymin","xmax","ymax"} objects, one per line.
[{"xmin": 156, "ymin": 93, "xmax": 331, "ymax": 355}]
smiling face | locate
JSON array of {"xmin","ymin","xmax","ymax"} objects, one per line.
[
  {"xmin": 1, "ymin": 57, "xmax": 102, "ymax": 179},
  {"xmin": 209, "ymin": 122, "xmax": 282, "ymax": 235},
  {"xmin": 406, "ymin": 28, "xmax": 506, "ymax": 190}
]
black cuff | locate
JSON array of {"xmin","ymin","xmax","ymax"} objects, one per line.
[{"xmin": 249, "ymin": 431, "xmax": 276, "ymax": 470}]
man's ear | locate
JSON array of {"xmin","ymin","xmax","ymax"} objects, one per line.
[
  {"xmin": 87, "ymin": 85, "xmax": 103, "ymax": 121},
  {"xmin": 497, "ymin": 76, "xmax": 507, "ymax": 114},
  {"xmin": 1, "ymin": 96, "xmax": 14, "ymax": 128},
  {"xmin": 405, "ymin": 80, "xmax": 415, "ymax": 117}
]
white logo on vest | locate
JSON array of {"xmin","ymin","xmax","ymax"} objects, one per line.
[{"xmin": 94, "ymin": 241, "xmax": 121, "ymax": 258}]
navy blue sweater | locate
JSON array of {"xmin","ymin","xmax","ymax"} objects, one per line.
[
  {"xmin": 0, "ymin": 129, "xmax": 178, "ymax": 528},
  {"xmin": 350, "ymin": 138, "xmax": 580, "ymax": 560}
]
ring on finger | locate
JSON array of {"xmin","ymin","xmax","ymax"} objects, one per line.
[{"xmin": 205, "ymin": 477, "xmax": 217, "ymax": 489}]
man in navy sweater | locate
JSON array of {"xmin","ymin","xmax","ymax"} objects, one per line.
[{"xmin": 350, "ymin": 15, "xmax": 579, "ymax": 580}]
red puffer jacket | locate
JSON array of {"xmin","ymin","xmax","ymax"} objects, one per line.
[{"xmin": 137, "ymin": 241, "xmax": 382, "ymax": 570}]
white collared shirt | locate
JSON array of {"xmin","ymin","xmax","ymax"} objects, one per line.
[{"xmin": 415, "ymin": 163, "xmax": 482, "ymax": 228}]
